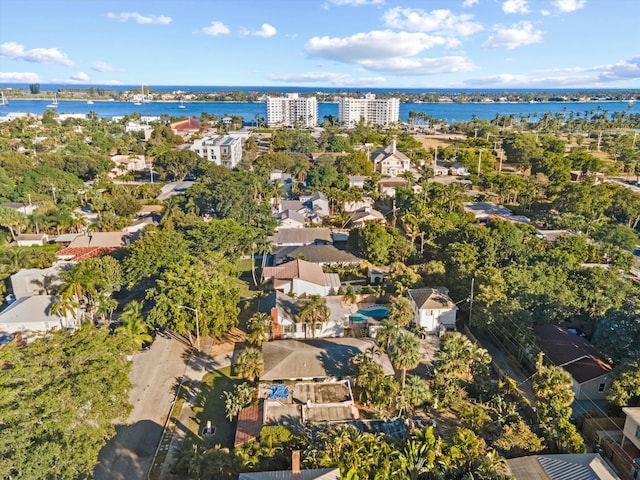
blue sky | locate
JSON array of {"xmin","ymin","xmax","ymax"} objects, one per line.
[{"xmin": 0, "ymin": 0, "xmax": 638, "ymax": 89}]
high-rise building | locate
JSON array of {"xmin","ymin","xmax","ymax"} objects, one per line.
[
  {"xmin": 265, "ymin": 93, "xmax": 318, "ymax": 128},
  {"xmin": 338, "ymin": 93, "xmax": 400, "ymax": 128}
]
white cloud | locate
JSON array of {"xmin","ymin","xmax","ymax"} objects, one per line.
[
  {"xmin": 329, "ymin": 0, "xmax": 385, "ymax": 5},
  {"xmin": 462, "ymin": 0, "xmax": 480, "ymax": 7},
  {"xmin": 0, "ymin": 71, "xmax": 40, "ymax": 83},
  {"xmin": 91, "ymin": 61, "xmax": 115, "ymax": 72},
  {"xmin": 482, "ymin": 21, "xmax": 544, "ymax": 49},
  {"xmin": 0, "ymin": 42, "xmax": 74, "ymax": 66},
  {"xmin": 255, "ymin": 24, "xmax": 277, "ymax": 38},
  {"xmin": 464, "ymin": 57, "xmax": 640, "ymax": 87},
  {"xmin": 360, "ymin": 56, "xmax": 477, "ymax": 75},
  {"xmin": 552, "ymin": 0, "xmax": 586, "ymax": 13},
  {"xmin": 202, "ymin": 21, "xmax": 230, "ymax": 36},
  {"xmin": 541, "ymin": 9, "xmax": 551, "ymax": 15},
  {"xmin": 306, "ymin": 30, "xmax": 450, "ymax": 63},
  {"xmin": 502, "ymin": 0, "xmax": 530, "ymax": 14},
  {"xmin": 241, "ymin": 23, "xmax": 277, "ymax": 38},
  {"xmin": 266, "ymin": 71, "xmax": 385, "ymax": 85},
  {"xmin": 382, "ymin": 7, "xmax": 483, "ymax": 36},
  {"xmin": 71, "ymin": 72, "xmax": 90, "ymax": 81},
  {"xmin": 107, "ymin": 12, "xmax": 172, "ymax": 25}
]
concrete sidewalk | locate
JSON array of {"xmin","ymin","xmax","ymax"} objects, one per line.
[{"xmin": 154, "ymin": 340, "xmax": 237, "ymax": 480}]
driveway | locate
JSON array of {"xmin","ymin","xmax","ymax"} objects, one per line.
[{"xmin": 94, "ymin": 333, "xmax": 189, "ymax": 480}]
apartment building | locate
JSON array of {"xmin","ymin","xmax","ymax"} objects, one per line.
[
  {"xmin": 338, "ymin": 93, "xmax": 400, "ymax": 128},
  {"xmin": 265, "ymin": 93, "xmax": 318, "ymax": 128},
  {"xmin": 190, "ymin": 135, "xmax": 242, "ymax": 169}
]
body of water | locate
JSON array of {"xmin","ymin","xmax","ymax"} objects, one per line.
[
  {"xmin": 0, "ymin": 99, "xmax": 635, "ymax": 124},
  {"xmin": 350, "ymin": 307, "xmax": 389, "ymax": 322}
]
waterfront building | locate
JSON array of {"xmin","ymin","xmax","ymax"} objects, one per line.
[
  {"xmin": 190, "ymin": 135, "xmax": 242, "ymax": 169},
  {"xmin": 265, "ymin": 93, "xmax": 318, "ymax": 128},
  {"xmin": 338, "ymin": 93, "xmax": 400, "ymax": 128}
]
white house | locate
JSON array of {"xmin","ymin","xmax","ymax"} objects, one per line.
[
  {"xmin": 1, "ymin": 202, "xmax": 38, "ymax": 216},
  {"xmin": 15, "ymin": 233, "xmax": 49, "ymax": 247},
  {"xmin": 371, "ymin": 140, "xmax": 411, "ymax": 177},
  {"xmin": 276, "ymin": 209, "xmax": 306, "ymax": 230},
  {"xmin": 259, "ymin": 291, "xmax": 344, "ymax": 339},
  {"xmin": 10, "ymin": 263, "xmax": 70, "ymax": 299},
  {"xmin": 190, "ymin": 135, "xmax": 242, "ymax": 169},
  {"xmin": 349, "ymin": 207, "xmax": 386, "ymax": 228},
  {"xmin": 408, "ymin": 287, "xmax": 458, "ymax": 334},
  {"xmin": 299, "ymin": 191, "xmax": 330, "ymax": 222},
  {"xmin": 262, "ymin": 259, "xmax": 340, "ymax": 297},
  {"xmin": 273, "ymin": 228, "xmax": 333, "ymax": 247},
  {"xmin": 0, "ymin": 295, "xmax": 79, "ymax": 341},
  {"xmin": 109, "ymin": 154, "xmax": 147, "ymax": 178}
]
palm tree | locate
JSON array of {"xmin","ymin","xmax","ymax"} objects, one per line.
[
  {"xmin": 298, "ymin": 294, "xmax": 329, "ymax": 338},
  {"xmin": 235, "ymin": 347, "xmax": 263, "ymax": 382},
  {"xmin": 388, "ymin": 296, "xmax": 414, "ymax": 327},
  {"xmin": 247, "ymin": 312, "xmax": 272, "ymax": 346},
  {"xmin": 117, "ymin": 300, "xmax": 153, "ymax": 350},
  {"xmin": 388, "ymin": 332, "xmax": 421, "ymax": 389}
]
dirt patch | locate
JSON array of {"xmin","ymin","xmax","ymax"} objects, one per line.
[
  {"xmin": 414, "ymin": 133, "xmax": 466, "ymax": 151},
  {"xmin": 208, "ymin": 327, "xmax": 246, "ymax": 356}
]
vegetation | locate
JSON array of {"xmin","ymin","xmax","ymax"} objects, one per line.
[{"xmin": 0, "ymin": 327, "xmax": 132, "ymax": 479}]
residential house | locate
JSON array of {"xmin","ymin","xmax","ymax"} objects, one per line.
[
  {"xmin": 15, "ymin": 233, "xmax": 48, "ymax": 246},
  {"xmin": 534, "ymin": 324, "xmax": 612, "ymax": 401},
  {"xmin": 10, "ymin": 263, "xmax": 70, "ymax": 299},
  {"xmin": 348, "ymin": 175, "xmax": 368, "ymax": 189},
  {"xmin": 371, "ymin": 140, "xmax": 411, "ymax": 177},
  {"xmin": 259, "ymin": 291, "xmax": 345, "ymax": 339},
  {"xmin": 170, "ymin": 117, "xmax": 202, "ymax": 134},
  {"xmin": 109, "ymin": 154, "xmax": 147, "ymax": 178},
  {"xmin": 273, "ymin": 228, "xmax": 333, "ymax": 247},
  {"xmin": 368, "ymin": 265, "xmax": 390, "ymax": 284},
  {"xmin": 276, "ymin": 209, "xmax": 306, "ymax": 230},
  {"xmin": 260, "ymin": 337, "xmax": 394, "ymax": 381},
  {"xmin": 571, "ymin": 170, "xmax": 606, "ymax": 185},
  {"xmin": 0, "ymin": 295, "xmax": 79, "ymax": 341},
  {"xmin": 463, "ymin": 202, "xmax": 514, "ymax": 221},
  {"xmin": 0, "ymin": 202, "xmax": 38, "ymax": 216},
  {"xmin": 271, "ymin": 245, "xmax": 362, "ymax": 267},
  {"xmin": 56, "ymin": 232, "xmax": 133, "ymax": 261},
  {"xmin": 449, "ymin": 164, "xmax": 470, "ymax": 176},
  {"xmin": 408, "ymin": 287, "xmax": 458, "ymax": 334},
  {"xmin": 190, "ymin": 135, "xmax": 242, "ymax": 169},
  {"xmin": 378, "ymin": 177, "xmax": 410, "ymax": 197},
  {"xmin": 349, "ymin": 207, "xmax": 386, "ymax": 228},
  {"xmin": 507, "ymin": 454, "xmax": 620, "ymax": 480},
  {"xmin": 238, "ymin": 459, "xmax": 339, "ymax": 480},
  {"xmin": 299, "ymin": 191, "xmax": 330, "ymax": 222},
  {"xmin": 622, "ymin": 407, "xmax": 640, "ymax": 479},
  {"xmin": 344, "ymin": 197, "xmax": 374, "ymax": 213},
  {"xmin": 122, "ymin": 214, "xmax": 159, "ymax": 233},
  {"xmin": 262, "ymin": 259, "xmax": 340, "ymax": 297}
]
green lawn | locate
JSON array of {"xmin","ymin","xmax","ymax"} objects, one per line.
[{"xmin": 190, "ymin": 367, "xmax": 245, "ymax": 449}]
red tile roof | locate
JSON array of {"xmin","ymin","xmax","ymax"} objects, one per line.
[
  {"xmin": 170, "ymin": 117, "xmax": 201, "ymax": 132},
  {"xmin": 534, "ymin": 324, "xmax": 612, "ymax": 383},
  {"xmin": 234, "ymin": 403, "xmax": 263, "ymax": 447},
  {"xmin": 55, "ymin": 246, "xmax": 118, "ymax": 261}
]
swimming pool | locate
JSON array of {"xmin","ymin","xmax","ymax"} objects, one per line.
[{"xmin": 350, "ymin": 307, "xmax": 389, "ymax": 322}]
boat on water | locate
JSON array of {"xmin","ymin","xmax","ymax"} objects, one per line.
[
  {"xmin": 178, "ymin": 100, "xmax": 186, "ymax": 109},
  {"xmin": 47, "ymin": 93, "xmax": 58, "ymax": 108},
  {"xmin": 87, "ymin": 99, "xmax": 94, "ymax": 105},
  {"xmin": 0, "ymin": 92, "xmax": 8, "ymax": 107}
]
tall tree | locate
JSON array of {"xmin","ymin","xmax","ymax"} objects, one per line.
[{"xmin": 388, "ymin": 332, "xmax": 421, "ymax": 389}]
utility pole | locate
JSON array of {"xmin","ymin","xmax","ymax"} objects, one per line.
[
  {"xmin": 477, "ymin": 150, "xmax": 482, "ymax": 176},
  {"xmin": 468, "ymin": 277, "xmax": 475, "ymax": 325},
  {"xmin": 51, "ymin": 185, "xmax": 57, "ymax": 204},
  {"xmin": 149, "ymin": 158, "xmax": 154, "ymax": 183}
]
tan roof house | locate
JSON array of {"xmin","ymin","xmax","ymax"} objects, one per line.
[
  {"xmin": 408, "ymin": 287, "xmax": 458, "ymax": 334},
  {"xmin": 262, "ymin": 259, "xmax": 340, "ymax": 297},
  {"xmin": 371, "ymin": 140, "xmax": 411, "ymax": 177},
  {"xmin": 507, "ymin": 454, "xmax": 620, "ymax": 480}
]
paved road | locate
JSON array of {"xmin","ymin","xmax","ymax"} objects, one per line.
[
  {"xmin": 156, "ymin": 181, "xmax": 195, "ymax": 201},
  {"xmin": 94, "ymin": 333, "xmax": 189, "ymax": 480}
]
